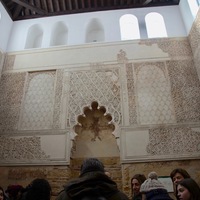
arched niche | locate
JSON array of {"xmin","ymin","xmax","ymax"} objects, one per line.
[
  {"xmin": 25, "ymin": 24, "xmax": 43, "ymax": 49},
  {"xmin": 50, "ymin": 21, "xmax": 68, "ymax": 46},
  {"xmin": 85, "ymin": 18, "xmax": 105, "ymax": 43},
  {"xmin": 119, "ymin": 14, "xmax": 140, "ymax": 40},
  {"xmin": 71, "ymin": 101, "xmax": 120, "ymax": 158}
]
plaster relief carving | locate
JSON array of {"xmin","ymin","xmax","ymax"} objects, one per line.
[
  {"xmin": 0, "ymin": 73, "xmax": 26, "ymax": 132},
  {"xmin": 168, "ymin": 60, "xmax": 200, "ymax": 123},
  {"xmin": 140, "ymin": 38, "xmax": 192, "ymax": 58},
  {"xmin": 126, "ymin": 63, "xmax": 137, "ymax": 125},
  {"xmin": 147, "ymin": 127, "xmax": 200, "ymax": 155},
  {"xmin": 3, "ymin": 55, "xmax": 15, "ymax": 71},
  {"xmin": 0, "ymin": 136, "xmax": 49, "ymax": 161},
  {"xmin": 20, "ymin": 71, "xmax": 55, "ymax": 130},
  {"xmin": 66, "ymin": 68, "xmax": 121, "ymax": 127},
  {"xmin": 117, "ymin": 49, "xmax": 128, "ymax": 63},
  {"xmin": 53, "ymin": 69, "xmax": 64, "ymax": 129},
  {"xmin": 74, "ymin": 101, "xmax": 115, "ymax": 142}
]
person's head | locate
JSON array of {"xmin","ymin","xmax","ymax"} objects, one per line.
[
  {"xmin": 177, "ymin": 178, "xmax": 200, "ymax": 200},
  {"xmin": 140, "ymin": 172, "xmax": 166, "ymax": 193},
  {"xmin": 170, "ymin": 168, "xmax": 190, "ymax": 185},
  {"xmin": 0, "ymin": 187, "xmax": 6, "ymax": 200},
  {"xmin": 5, "ymin": 185, "xmax": 24, "ymax": 200},
  {"xmin": 25, "ymin": 178, "xmax": 51, "ymax": 200},
  {"xmin": 131, "ymin": 174, "xmax": 146, "ymax": 195},
  {"xmin": 80, "ymin": 158, "xmax": 105, "ymax": 176}
]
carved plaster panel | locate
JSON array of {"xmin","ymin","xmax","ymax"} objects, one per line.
[
  {"xmin": 147, "ymin": 127, "xmax": 200, "ymax": 155},
  {"xmin": 189, "ymin": 9, "xmax": 200, "ymax": 55},
  {"xmin": 140, "ymin": 38, "xmax": 192, "ymax": 58},
  {"xmin": 127, "ymin": 62, "xmax": 176, "ymax": 125},
  {"xmin": 64, "ymin": 66, "xmax": 122, "ymax": 127},
  {"xmin": 121, "ymin": 126, "xmax": 200, "ymax": 162},
  {"xmin": 0, "ymin": 136, "xmax": 49, "ymax": 162},
  {"xmin": 20, "ymin": 71, "xmax": 55, "ymax": 130},
  {"xmin": 0, "ymin": 131, "xmax": 70, "ymax": 165},
  {"xmin": 0, "ymin": 73, "xmax": 26, "ymax": 132},
  {"xmin": 53, "ymin": 69, "xmax": 64, "ymax": 129},
  {"xmin": 3, "ymin": 55, "xmax": 15, "ymax": 72},
  {"xmin": 167, "ymin": 60, "xmax": 200, "ymax": 123},
  {"xmin": 126, "ymin": 63, "xmax": 137, "ymax": 125}
]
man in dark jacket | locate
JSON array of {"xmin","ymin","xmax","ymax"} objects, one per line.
[{"xmin": 56, "ymin": 158, "xmax": 129, "ymax": 200}]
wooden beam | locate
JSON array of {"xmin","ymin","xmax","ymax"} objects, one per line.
[
  {"xmin": 47, "ymin": 0, "xmax": 54, "ymax": 12},
  {"xmin": 12, "ymin": 4, "xmax": 23, "ymax": 19},
  {"xmin": 11, "ymin": 0, "xmax": 47, "ymax": 14},
  {"xmin": 75, "ymin": 0, "xmax": 78, "ymax": 9},
  {"xmin": 41, "ymin": 0, "xmax": 48, "ymax": 11},
  {"xmin": 81, "ymin": 0, "xmax": 85, "ymax": 9},
  {"xmin": 60, "ymin": 0, "xmax": 66, "ymax": 11}
]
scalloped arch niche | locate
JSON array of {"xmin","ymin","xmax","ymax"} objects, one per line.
[{"xmin": 72, "ymin": 101, "xmax": 119, "ymax": 158}]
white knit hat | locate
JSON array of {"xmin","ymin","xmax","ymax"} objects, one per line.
[{"xmin": 140, "ymin": 172, "xmax": 166, "ymax": 193}]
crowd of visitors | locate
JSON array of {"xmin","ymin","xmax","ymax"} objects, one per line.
[{"xmin": 1, "ymin": 158, "xmax": 200, "ymax": 200}]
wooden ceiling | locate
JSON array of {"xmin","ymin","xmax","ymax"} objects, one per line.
[{"xmin": 1, "ymin": 0, "xmax": 180, "ymax": 21}]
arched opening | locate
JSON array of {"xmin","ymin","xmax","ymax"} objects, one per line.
[
  {"xmin": 85, "ymin": 18, "xmax": 105, "ymax": 43},
  {"xmin": 25, "ymin": 24, "xmax": 43, "ymax": 49},
  {"xmin": 145, "ymin": 12, "xmax": 167, "ymax": 38},
  {"xmin": 119, "ymin": 14, "xmax": 140, "ymax": 40},
  {"xmin": 50, "ymin": 21, "xmax": 68, "ymax": 46}
]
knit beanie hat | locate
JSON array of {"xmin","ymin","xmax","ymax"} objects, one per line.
[{"xmin": 140, "ymin": 172, "xmax": 166, "ymax": 193}]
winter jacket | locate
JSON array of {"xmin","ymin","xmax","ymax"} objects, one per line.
[
  {"xmin": 132, "ymin": 193, "xmax": 142, "ymax": 200},
  {"xmin": 145, "ymin": 189, "xmax": 173, "ymax": 200},
  {"xmin": 56, "ymin": 171, "xmax": 129, "ymax": 200}
]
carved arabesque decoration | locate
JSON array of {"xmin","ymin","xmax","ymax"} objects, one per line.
[
  {"xmin": 66, "ymin": 67, "xmax": 121, "ymax": 127},
  {"xmin": 0, "ymin": 136, "xmax": 49, "ymax": 161},
  {"xmin": 147, "ymin": 127, "xmax": 200, "ymax": 155},
  {"xmin": 135, "ymin": 62, "xmax": 175, "ymax": 124},
  {"xmin": 73, "ymin": 101, "xmax": 115, "ymax": 142},
  {"xmin": 0, "ymin": 72, "xmax": 26, "ymax": 132},
  {"xmin": 20, "ymin": 71, "xmax": 55, "ymax": 130},
  {"xmin": 139, "ymin": 38, "xmax": 192, "ymax": 58},
  {"xmin": 3, "ymin": 55, "xmax": 15, "ymax": 71},
  {"xmin": 167, "ymin": 60, "xmax": 200, "ymax": 123}
]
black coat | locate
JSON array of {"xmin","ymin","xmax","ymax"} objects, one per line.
[{"xmin": 56, "ymin": 171, "xmax": 129, "ymax": 200}]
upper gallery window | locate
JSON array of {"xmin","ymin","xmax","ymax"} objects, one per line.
[
  {"xmin": 120, "ymin": 14, "xmax": 140, "ymax": 40},
  {"xmin": 145, "ymin": 12, "xmax": 167, "ymax": 38}
]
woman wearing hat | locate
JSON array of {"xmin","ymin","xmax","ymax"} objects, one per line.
[{"xmin": 140, "ymin": 172, "xmax": 173, "ymax": 200}]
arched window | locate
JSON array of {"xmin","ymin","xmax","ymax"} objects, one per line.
[
  {"xmin": 50, "ymin": 21, "xmax": 68, "ymax": 46},
  {"xmin": 119, "ymin": 14, "xmax": 140, "ymax": 40},
  {"xmin": 85, "ymin": 18, "xmax": 105, "ymax": 43},
  {"xmin": 25, "ymin": 24, "xmax": 43, "ymax": 49},
  {"xmin": 145, "ymin": 12, "xmax": 167, "ymax": 38}
]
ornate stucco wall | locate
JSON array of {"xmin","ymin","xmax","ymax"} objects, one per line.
[{"xmin": 0, "ymin": 36, "xmax": 200, "ymax": 198}]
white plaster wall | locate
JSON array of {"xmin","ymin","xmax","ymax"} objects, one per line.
[
  {"xmin": 6, "ymin": 5, "xmax": 186, "ymax": 52},
  {"xmin": 179, "ymin": 0, "xmax": 198, "ymax": 34},
  {"xmin": 0, "ymin": 2, "xmax": 13, "ymax": 51}
]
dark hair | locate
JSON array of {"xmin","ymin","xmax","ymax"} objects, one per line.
[
  {"xmin": 80, "ymin": 158, "xmax": 105, "ymax": 176},
  {"xmin": 25, "ymin": 179, "xmax": 51, "ymax": 200},
  {"xmin": 170, "ymin": 168, "xmax": 190, "ymax": 180},
  {"xmin": 5, "ymin": 185, "xmax": 24, "ymax": 200},
  {"xmin": 131, "ymin": 174, "xmax": 146, "ymax": 195},
  {"xmin": 177, "ymin": 178, "xmax": 200, "ymax": 200},
  {"xmin": 0, "ymin": 186, "xmax": 7, "ymax": 200}
]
